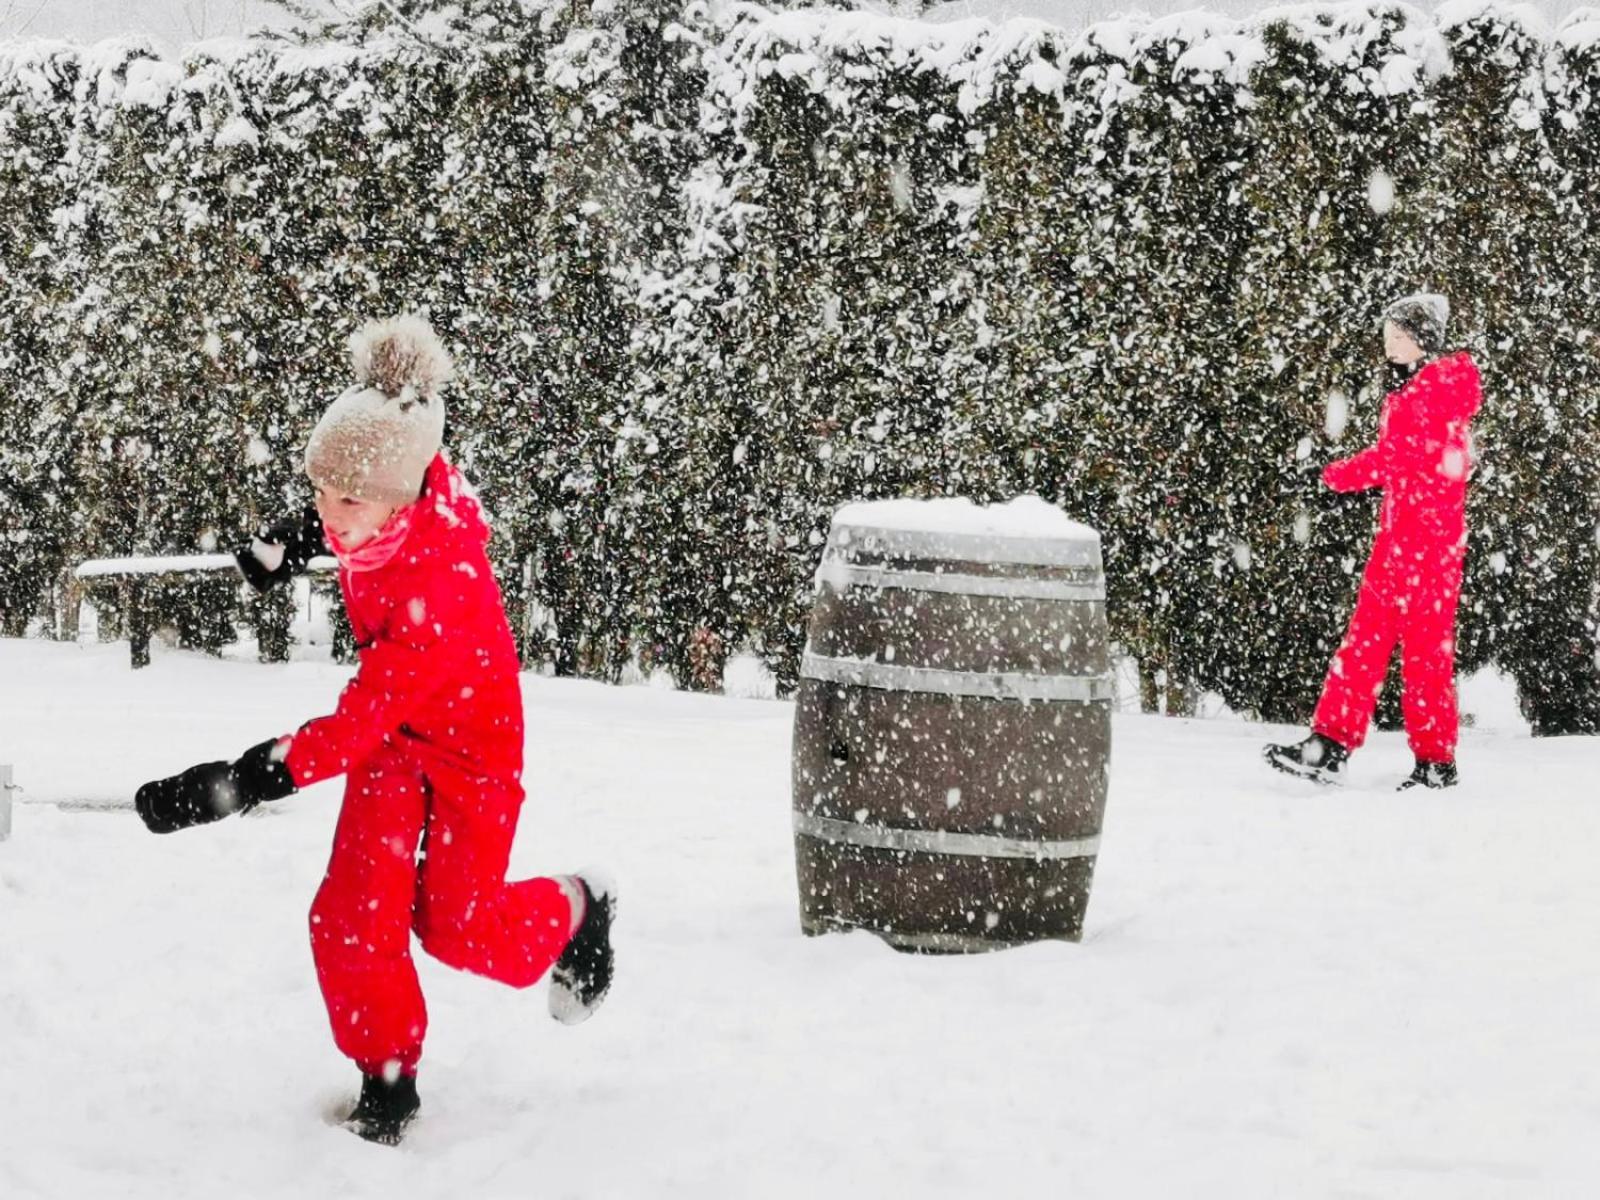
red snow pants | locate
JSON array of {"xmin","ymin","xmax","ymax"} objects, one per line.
[
  {"xmin": 308, "ymin": 743, "xmax": 575, "ymax": 1077},
  {"xmin": 1312, "ymin": 537, "xmax": 1462, "ymax": 764}
]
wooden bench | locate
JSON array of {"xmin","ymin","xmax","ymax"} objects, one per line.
[{"xmin": 67, "ymin": 554, "xmax": 336, "ymax": 668}]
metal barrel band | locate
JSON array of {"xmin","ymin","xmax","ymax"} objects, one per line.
[
  {"xmin": 818, "ymin": 560, "xmax": 1107, "ymax": 603},
  {"xmin": 823, "ymin": 551, "xmax": 1103, "ymax": 583},
  {"xmin": 805, "ymin": 919, "xmax": 1050, "ymax": 954},
  {"xmin": 793, "ymin": 810, "xmax": 1101, "ymax": 860},
  {"xmin": 801, "ymin": 651, "xmax": 1116, "ymax": 703},
  {"xmin": 830, "ymin": 524, "xmax": 1103, "ymax": 569}
]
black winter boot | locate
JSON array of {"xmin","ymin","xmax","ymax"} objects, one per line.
[
  {"xmin": 1263, "ymin": 732, "xmax": 1350, "ymax": 785},
  {"xmin": 344, "ymin": 1071, "xmax": 420, "ymax": 1146},
  {"xmin": 549, "ymin": 873, "xmax": 616, "ymax": 1026},
  {"xmin": 1398, "ymin": 759, "xmax": 1458, "ymax": 790}
]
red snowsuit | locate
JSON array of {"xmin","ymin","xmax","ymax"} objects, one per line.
[
  {"xmin": 1312, "ymin": 352, "xmax": 1482, "ymax": 764},
  {"xmin": 283, "ymin": 454, "xmax": 574, "ymax": 1077}
]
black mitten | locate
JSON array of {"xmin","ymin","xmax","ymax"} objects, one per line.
[
  {"xmin": 235, "ymin": 506, "xmax": 327, "ymax": 593},
  {"xmin": 136, "ymin": 739, "xmax": 297, "ymax": 835}
]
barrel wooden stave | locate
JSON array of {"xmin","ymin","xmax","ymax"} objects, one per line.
[
  {"xmin": 793, "ymin": 682, "xmax": 1109, "ymax": 836},
  {"xmin": 797, "ymin": 844, "xmax": 1098, "ymax": 951},
  {"xmin": 806, "ymin": 587, "xmax": 1108, "ymax": 677}
]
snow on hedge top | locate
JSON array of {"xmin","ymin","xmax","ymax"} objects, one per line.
[
  {"xmin": 705, "ymin": 0, "xmax": 1508, "ymax": 130},
  {"xmin": 214, "ymin": 114, "xmax": 260, "ymax": 149},
  {"xmin": 0, "ymin": 41, "xmax": 74, "ymax": 103},
  {"xmin": 825, "ymin": 497, "xmax": 1101, "ymax": 570},
  {"xmin": 5, "ymin": 0, "xmax": 1591, "ymax": 130},
  {"xmin": 121, "ymin": 57, "xmax": 184, "ymax": 108},
  {"xmin": 1435, "ymin": 0, "xmax": 1551, "ymax": 38}
]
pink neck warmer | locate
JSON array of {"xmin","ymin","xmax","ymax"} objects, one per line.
[{"xmin": 325, "ymin": 503, "xmax": 418, "ymax": 573}]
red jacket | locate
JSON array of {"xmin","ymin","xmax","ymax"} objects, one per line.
[
  {"xmin": 1322, "ymin": 351, "xmax": 1482, "ymax": 556},
  {"xmin": 284, "ymin": 454, "xmax": 524, "ymax": 790}
]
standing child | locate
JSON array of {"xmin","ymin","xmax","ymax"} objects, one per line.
[
  {"xmin": 1265, "ymin": 293, "xmax": 1482, "ymax": 789},
  {"xmin": 135, "ymin": 315, "xmax": 615, "ymax": 1145}
]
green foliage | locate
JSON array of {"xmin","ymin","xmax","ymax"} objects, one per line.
[{"xmin": 2, "ymin": 2, "xmax": 1598, "ymax": 731}]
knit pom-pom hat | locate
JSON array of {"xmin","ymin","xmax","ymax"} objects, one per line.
[
  {"xmin": 304, "ymin": 314, "xmax": 453, "ymax": 506},
  {"xmin": 1383, "ymin": 292, "xmax": 1450, "ymax": 356}
]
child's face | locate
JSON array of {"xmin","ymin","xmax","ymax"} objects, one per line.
[
  {"xmin": 315, "ymin": 485, "xmax": 399, "ymax": 549},
  {"xmin": 1383, "ymin": 320, "xmax": 1425, "ymax": 365}
]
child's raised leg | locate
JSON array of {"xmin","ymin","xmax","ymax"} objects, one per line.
[{"xmin": 412, "ymin": 773, "xmax": 577, "ymax": 988}]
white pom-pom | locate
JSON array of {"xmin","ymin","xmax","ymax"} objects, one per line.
[{"xmin": 349, "ymin": 314, "xmax": 454, "ymax": 406}]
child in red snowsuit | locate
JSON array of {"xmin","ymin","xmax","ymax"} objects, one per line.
[
  {"xmin": 1266, "ymin": 293, "xmax": 1482, "ymax": 789},
  {"xmin": 136, "ymin": 316, "xmax": 615, "ymax": 1145}
]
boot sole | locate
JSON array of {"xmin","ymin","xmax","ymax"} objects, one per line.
[
  {"xmin": 1263, "ymin": 747, "xmax": 1344, "ymax": 786},
  {"xmin": 345, "ymin": 1113, "xmax": 416, "ymax": 1147},
  {"xmin": 333, "ymin": 1097, "xmax": 419, "ymax": 1147},
  {"xmin": 549, "ymin": 878, "xmax": 616, "ymax": 1026}
]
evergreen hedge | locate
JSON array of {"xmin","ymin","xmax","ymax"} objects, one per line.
[{"xmin": 2, "ymin": 0, "xmax": 1598, "ymax": 733}]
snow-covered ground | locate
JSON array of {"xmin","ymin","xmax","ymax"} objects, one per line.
[{"xmin": 1, "ymin": 635, "xmax": 1596, "ymax": 1198}]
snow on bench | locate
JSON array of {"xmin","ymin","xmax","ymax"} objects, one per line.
[{"xmin": 74, "ymin": 554, "xmax": 336, "ymax": 579}]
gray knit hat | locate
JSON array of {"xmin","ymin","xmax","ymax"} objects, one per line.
[
  {"xmin": 304, "ymin": 314, "xmax": 452, "ymax": 507},
  {"xmin": 1383, "ymin": 292, "xmax": 1450, "ymax": 355}
]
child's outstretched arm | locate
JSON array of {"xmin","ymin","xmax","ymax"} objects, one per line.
[
  {"xmin": 135, "ymin": 738, "xmax": 297, "ymax": 833},
  {"xmin": 236, "ymin": 506, "xmax": 326, "ymax": 592},
  {"xmin": 1322, "ymin": 445, "xmax": 1383, "ymax": 492},
  {"xmin": 137, "ymin": 556, "xmax": 472, "ymax": 829}
]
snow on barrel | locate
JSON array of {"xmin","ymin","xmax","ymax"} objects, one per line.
[{"xmin": 792, "ymin": 496, "xmax": 1112, "ymax": 952}]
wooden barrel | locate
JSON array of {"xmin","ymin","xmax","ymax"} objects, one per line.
[{"xmin": 792, "ymin": 497, "xmax": 1112, "ymax": 952}]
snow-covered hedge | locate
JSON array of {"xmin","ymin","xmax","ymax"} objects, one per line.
[{"xmin": 2, "ymin": 0, "xmax": 1598, "ymax": 731}]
